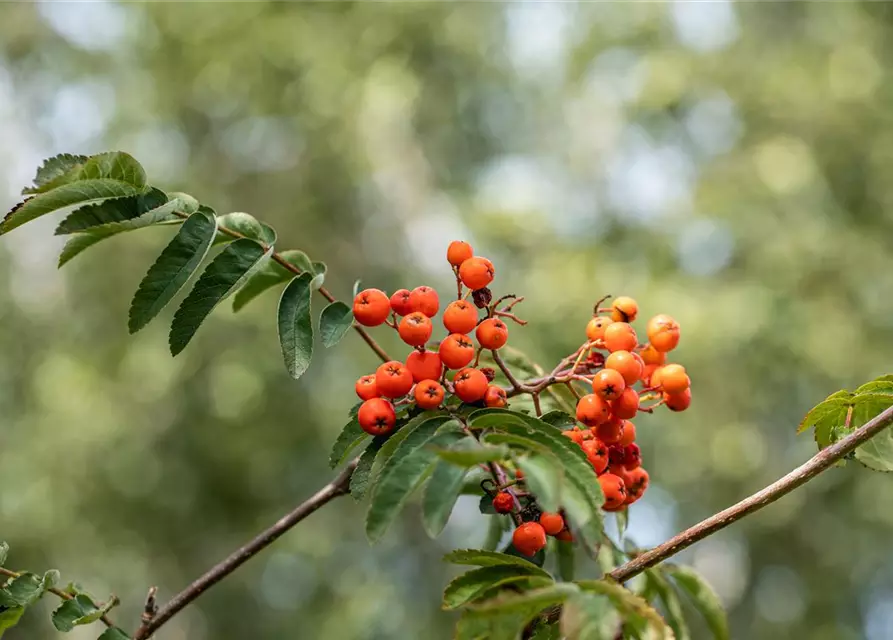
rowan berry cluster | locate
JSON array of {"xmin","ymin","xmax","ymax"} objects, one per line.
[{"xmin": 352, "ymin": 241, "xmax": 512, "ymax": 436}]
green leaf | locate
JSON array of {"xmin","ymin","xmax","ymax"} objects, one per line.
[
  {"xmin": 169, "ymin": 238, "xmax": 272, "ymax": 355},
  {"xmin": 540, "ymin": 411, "xmax": 576, "ymax": 430},
  {"xmin": 278, "ymin": 273, "xmax": 315, "ymax": 380},
  {"xmin": 319, "ymin": 301, "xmax": 354, "ymax": 348},
  {"xmin": 855, "ymin": 377, "xmax": 893, "ymax": 396},
  {"xmin": 55, "ymin": 188, "xmax": 168, "ymax": 234},
  {"xmin": 646, "ymin": 570, "xmax": 690, "ymax": 640},
  {"xmin": 231, "ymin": 249, "xmax": 310, "ymax": 312},
  {"xmin": 97, "ymin": 628, "xmax": 131, "ymax": 640},
  {"xmin": 561, "ymin": 592, "xmax": 621, "ymax": 640},
  {"xmin": 665, "ymin": 565, "xmax": 729, "ymax": 640},
  {"xmin": 518, "ymin": 454, "xmax": 563, "ymax": 513},
  {"xmin": 352, "ymin": 279, "xmax": 363, "ymax": 298},
  {"xmin": 367, "ymin": 413, "xmax": 451, "ymax": 491},
  {"xmin": 458, "ymin": 583, "xmax": 578, "ymax": 639},
  {"xmin": 468, "ymin": 408, "xmax": 563, "ymax": 436},
  {"xmin": 23, "ymin": 153, "xmax": 89, "ymax": 194},
  {"xmin": 443, "ymin": 549, "xmax": 551, "ymax": 574},
  {"xmin": 350, "ymin": 438, "xmax": 386, "ymax": 500},
  {"xmin": 52, "ymin": 593, "xmax": 117, "ymax": 631},
  {"xmin": 215, "ymin": 212, "xmax": 265, "ymax": 243},
  {"xmin": 852, "ymin": 393, "xmax": 893, "ymax": 471},
  {"xmin": 443, "ymin": 565, "xmax": 554, "ymax": 610},
  {"xmin": 0, "ymin": 543, "xmax": 7, "ymax": 567},
  {"xmin": 483, "ymin": 515, "xmax": 509, "ymax": 552},
  {"xmin": 0, "ymin": 571, "xmax": 59, "ymax": 607},
  {"xmin": 366, "ymin": 426, "xmax": 463, "ymax": 542},
  {"xmin": 615, "ymin": 509, "xmax": 629, "ymax": 541},
  {"xmin": 2, "ymin": 152, "xmax": 148, "ymax": 235},
  {"xmin": 576, "ymin": 580, "xmax": 672, "ymax": 639},
  {"xmin": 310, "ymin": 261, "xmax": 327, "ymax": 290},
  {"xmin": 432, "ymin": 437, "xmax": 511, "ymax": 466},
  {"xmin": 128, "ymin": 210, "xmax": 217, "ymax": 334},
  {"xmin": 259, "ymin": 223, "xmax": 277, "ymax": 245},
  {"xmin": 422, "ymin": 460, "xmax": 469, "ymax": 537},
  {"xmin": 329, "ymin": 419, "xmax": 368, "ymax": 469},
  {"xmin": 502, "ymin": 541, "xmax": 547, "ymax": 568},
  {"xmin": 797, "ymin": 390, "xmax": 853, "ymax": 436},
  {"xmin": 556, "ymin": 539, "xmax": 575, "ymax": 583},
  {"xmin": 0, "ymin": 606, "xmax": 24, "ymax": 637}
]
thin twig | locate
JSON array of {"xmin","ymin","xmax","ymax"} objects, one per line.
[
  {"xmin": 0, "ymin": 568, "xmax": 116, "ymax": 628},
  {"xmin": 132, "ymin": 459, "xmax": 359, "ymax": 639},
  {"xmin": 492, "ymin": 349, "xmax": 523, "ymax": 392}
]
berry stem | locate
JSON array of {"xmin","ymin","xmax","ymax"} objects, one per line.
[
  {"xmin": 492, "ymin": 349, "xmax": 523, "ymax": 392},
  {"xmin": 531, "ymin": 392, "xmax": 542, "ymax": 417}
]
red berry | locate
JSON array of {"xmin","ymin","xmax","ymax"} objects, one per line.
[
  {"xmin": 375, "ymin": 361, "xmax": 414, "ymax": 398},
  {"xmin": 624, "ymin": 467, "xmax": 649, "ymax": 505},
  {"xmin": 358, "ymin": 398, "xmax": 396, "ymax": 436},
  {"xmin": 484, "ymin": 385, "xmax": 507, "ymax": 408},
  {"xmin": 576, "ymin": 394, "xmax": 611, "ymax": 426},
  {"xmin": 617, "ymin": 421, "xmax": 636, "ymax": 447},
  {"xmin": 398, "ymin": 312, "xmax": 433, "ymax": 347},
  {"xmin": 476, "ymin": 317, "xmax": 508, "ymax": 350},
  {"xmin": 599, "ymin": 473, "xmax": 627, "ymax": 510},
  {"xmin": 611, "ymin": 387, "xmax": 640, "ymax": 420},
  {"xmin": 605, "ymin": 350, "xmax": 643, "ymax": 386},
  {"xmin": 409, "ymin": 286, "xmax": 439, "ymax": 318},
  {"xmin": 439, "ymin": 333, "xmax": 476, "ymax": 370},
  {"xmin": 389, "ymin": 289, "xmax": 413, "ymax": 316},
  {"xmin": 623, "ymin": 443, "xmax": 641, "ymax": 470},
  {"xmin": 355, "ymin": 375, "xmax": 378, "ymax": 401},
  {"xmin": 595, "ymin": 416, "xmax": 624, "ymax": 445},
  {"xmin": 443, "ymin": 300, "xmax": 479, "ymax": 335},
  {"xmin": 581, "ymin": 438, "xmax": 609, "ymax": 474},
  {"xmin": 447, "ymin": 241, "xmax": 474, "ymax": 267},
  {"xmin": 603, "ymin": 322, "xmax": 638, "ymax": 353},
  {"xmin": 592, "ymin": 368, "xmax": 626, "ymax": 401},
  {"xmin": 453, "ymin": 368, "xmax": 488, "ymax": 403},
  {"xmin": 562, "ymin": 428, "xmax": 585, "ymax": 446},
  {"xmin": 492, "ymin": 491, "xmax": 514, "ymax": 514},
  {"xmin": 664, "ymin": 388, "xmax": 692, "ymax": 412},
  {"xmin": 610, "ymin": 296, "xmax": 638, "ymax": 323},
  {"xmin": 405, "ymin": 350, "xmax": 443, "ymax": 383},
  {"xmin": 414, "ymin": 380, "xmax": 445, "ymax": 410},
  {"xmin": 660, "ymin": 364, "xmax": 690, "ymax": 394},
  {"xmin": 539, "ymin": 512, "xmax": 565, "ymax": 536},
  {"xmin": 555, "ymin": 529, "xmax": 574, "ymax": 542},
  {"xmin": 459, "ymin": 257, "xmax": 495, "ymax": 290},
  {"xmin": 512, "ymin": 522, "xmax": 547, "ymax": 557},
  {"xmin": 353, "ymin": 288, "xmax": 390, "ymax": 327}
]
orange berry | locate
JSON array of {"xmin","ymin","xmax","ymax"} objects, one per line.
[
  {"xmin": 641, "ymin": 364, "xmax": 659, "ymax": 387},
  {"xmin": 562, "ymin": 427, "xmax": 585, "ymax": 446},
  {"xmin": 664, "ymin": 388, "xmax": 692, "ymax": 412},
  {"xmin": 576, "ymin": 394, "xmax": 611, "ymax": 426},
  {"xmin": 476, "ymin": 317, "xmax": 508, "ymax": 350},
  {"xmin": 453, "ymin": 368, "xmax": 488, "ymax": 403},
  {"xmin": 458, "ymin": 257, "xmax": 494, "ymax": 290},
  {"xmin": 555, "ymin": 529, "xmax": 574, "ymax": 542},
  {"xmin": 447, "ymin": 240, "xmax": 474, "ymax": 267},
  {"xmin": 375, "ymin": 361, "xmax": 414, "ymax": 398},
  {"xmin": 650, "ymin": 366, "xmax": 665, "ymax": 390},
  {"xmin": 605, "ymin": 350, "xmax": 643, "ymax": 386},
  {"xmin": 512, "ymin": 522, "xmax": 547, "ymax": 557},
  {"xmin": 539, "ymin": 512, "xmax": 565, "ymax": 536},
  {"xmin": 611, "ymin": 387, "xmax": 640, "ymax": 420},
  {"xmin": 640, "ymin": 344, "xmax": 666, "ymax": 366},
  {"xmin": 355, "ymin": 374, "xmax": 379, "ymax": 401},
  {"xmin": 624, "ymin": 467, "xmax": 649, "ymax": 505},
  {"xmin": 581, "ymin": 438, "xmax": 609, "ymax": 474},
  {"xmin": 353, "ymin": 288, "xmax": 390, "ymax": 326},
  {"xmin": 484, "ymin": 385, "xmax": 507, "ymax": 408},
  {"xmin": 659, "ymin": 364, "xmax": 690, "ymax": 394},
  {"xmin": 610, "ymin": 296, "xmax": 638, "ymax": 323},
  {"xmin": 443, "ymin": 300, "xmax": 479, "ymax": 335},
  {"xmin": 439, "ymin": 333, "xmax": 476, "ymax": 369},
  {"xmin": 405, "ymin": 350, "xmax": 443, "ymax": 383},
  {"xmin": 598, "ymin": 473, "xmax": 627, "ymax": 510},
  {"xmin": 389, "ymin": 289, "xmax": 413, "ymax": 316},
  {"xmin": 398, "ymin": 312, "xmax": 433, "ymax": 347},
  {"xmin": 595, "ymin": 416, "xmax": 624, "ymax": 445},
  {"xmin": 586, "ymin": 316, "xmax": 613, "ymax": 341},
  {"xmin": 414, "ymin": 379, "xmax": 445, "ymax": 410},
  {"xmin": 409, "ymin": 286, "xmax": 439, "ymax": 318},
  {"xmin": 603, "ymin": 322, "xmax": 638, "ymax": 353},
  {"xmin": 492, "ymin": 491, "xmax": 514, "ymax": 514},
  {"xmin": 647, "ymin": 314, "xmax": 680, "ymax": 353},
  {"xmin": 617, "ymin": 421, "xmax": 636, "ymax": 447},
  {"xmin": 357, "ymin": 398, "xmax": 396, "ymax": 436},
  {"xmin": 592, "ymin": 369, "xmax": 626, "ymax": 401}
]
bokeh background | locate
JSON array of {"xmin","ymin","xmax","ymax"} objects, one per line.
[{"xmin": 2, "ymin": 2, "xmax": 893, "ymax": 639}]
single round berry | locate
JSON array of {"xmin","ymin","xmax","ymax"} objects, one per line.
[
  {"xmin": 617, "ymin": 420, "xmax": 636, "ymax": 447},
  {"xmin": 611, "ymin": 387, "xmax": 640, "ymax": 420},
  {"xmin": 453, "ymin": 368, "xmax": 488, "ymax": 403},
  {"xmin": 414, "ymin": 379, "xmax": 445, "ymax": 410},
  {"xmin": 641, "ymin": 364, "xmax": 659, "ymax": 387},
  {"xmin": 459, "ymin": 257, "xmax": 495, "ymax": 290},
  {"xmin": 650, "ymin": 366, "xmax": 665, "ymax": 390},
  {"xmin": 492, "ymin": 491, "xmax": 514, "ymax": 514},
  {"xmin": 512, "ymin": 522, "xmax": 547, "ymax": 557},
  {"xmin": 555, "ymin": 529, "xmax": 574, "ymax": 542},
  {"xmin": 603, "ymin": 322, "xmax": 638, "ymax": 353},
  {"xmin": 605, "ymin": 350, "xmax": 644, "ymax": 386},
  {"xmin": 439, "ymin": 333, "xmax": 476, "ymax": 369},
  {"xmin": 595, "ymin": 416, "xmax": 624, "ymax": 445},
  {"xmin": 389, "ymin": 289, "xmax": 413, "ymax": 316},
  {"xmin": 659, "ymin": 364, "xmax": 690, "ymax": 394},
  {"xmin": 562, "ymin": 428, "xmax": 586, "ymax": 446},
  {"xmin": 640, "ymin": 343, "xmax": 666, "ymax": 366},
  {"xmin": 586, "ymin": 316, "xmax": 613, "ymax": 342},
  {"xmin": 539, "ymin": 512, "xmax": 565, "ymax": 536},
  {"xmin": 664, "ymin": 388, "xmax": 692, "ymax": 412},
  {"xmin": 623, "ymin": 443, "xmax": 642, "ymax": 470},
  {"xmin": 484, "ymin": 385, "xmax": 508, "ymax": 408},
  {"xmin": 581, "ymin": 438, "xmax": 609, "ymax": 474},
  {"xmin": 447, "ymin": 240, "xmax": 474, "ymax": 268},
  {"xmin": 598, "ymin": 473, "xmax": 627, "ymax": 510},
  {"xmin": 592, "ymin": 368, "xmax": 626, "ymax": 401},
  {"xmin": 607, "ymin": 444, "xmax": 626, "ymax": 468},
  {"xmin": 358, "ymin": 398, "xmax": 396, "ymax": 436},
  {"xmin": 398, "ymin": 312, "xmax": 433, "ymax": 347},
  {"xmin": 577, "ymin": 394, "xmax": 611, "ymax": 426},
  {"xmin": 514, "ymin": 468, "xmax": 525, "ymax": 481},
  {"xmin": 405, "ymin": 350, "xmax": 443, "ymax": 383},
  {"xmin": 624, "ymin": 467, "xmax": 649, "ymax": 505},
  {"xmin": 608, "ymin": 463, "xmax": 632, "ymax": 485},
  {"xmin": 375, "ymin": 361, "xmax": 414, "ymax": 398},
  {"xmin": 647, "ymin": 314, "xmax": 680, "ymax": 352},
  {"xmin": 409, "ymin": 286, "xmax": 439, "ymax": 318},
  {"xmin": 476, "ymin": 317, "xmax": 509, "ymax": 350},
  {"xmin": 355, "ymin": 374, "xmax": 379, "ymax": 401},
  {"xmin": 443, "ymin": 300, "xmax": 479, "ymax": 335},
  {"xmin": 353, "ymin": 288, "xmax": 390, "ymax": 326},
  {"xmin": 610, "ymin": 296, "xmax": 638, "ymax": 323}
]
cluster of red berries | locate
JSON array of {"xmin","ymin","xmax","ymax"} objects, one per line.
[
  {"xmin": 491, "ymin": 486, "xmax": 572, "ymax": 556},
  {"xmin": 352, "ymin": 241, "xmax": 510, "ymax": 436}
]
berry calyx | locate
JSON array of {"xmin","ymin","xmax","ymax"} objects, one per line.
[
  {"xmin": 414, "ymin": 379, "xmax": 445, "ymax": 410},
  {"xmin": 599, "ymin": 473, "xmax": 627, "ymax": 510},
  {"xmin": 592, "ymin": 368, "xmax": 626, "ymax": 401},
  {"xmin": 459, "ymin": 257, "xmax": 495, "ymax": 290},
  {"xmin": 476, "ymin": 317, "xmax": 509, "ymax": 350},
  {"xmin": 611, "ymin": 387, "xmax": 640, "ymax": 420},
  {"xmin": 439, "ymin": 333, "xmax": 476, "ymax": 369},
  {"xmin": 405, "ymin": 350, "xmax": 443, "ymax": 383},
  {"xmin": 610, "ymin": 296, "xmax": 638, "ymax": 323},
  {"xmin": 484, "ymin": 385, "xmax": 508, "ymax": 408},
  {"xmin": 443, "ymin": 300, "xmax": 479, "ymax": 335},
  {"xmin": 355, "ymin": 374, "xmax": 379, "ymax": 401},
  {"xmin": 358, "ymin": 398, "xmax": 397, "ymax": 436},
  {"xmin": 512, "ymin": 522, "xmax": 547, "ymax": 557},
  {"xmin": 398, "ymin": 312, "xmax": 433, "ymax": 347},
  {"xmin": 539, "ymin": 512, "xmax": 565, "ymax": 536},
  {"xmin": 409, "ymin": 286, "xmax": 439, "ymax": 318},
  {"xmin": 586, "ymin": 316, "xmax": 613, "ymax": 342},
  {"xmin": 492, "ymin": 491, "xmax": 514, "ymax": 514},
  {"xmin": 447, "ymin": 240, "xmax": 474, "ymax": 268},
  {"xmin": 453, "ymin": 368, "xmax": 488, "ymax": 403},
  {"xmin": 603, "ymin": 322, "xmax": 638, "ymax": 353},
  {"xmin": 375, "ymin": 361, "xmax": 414, "ymax": 398},
  {"xmin": 389, "ymin": 289, "xmax": 413, "ymax": 317},
  {"xmin": 576, "ymin": 394, "xmax": 611, "ymax": 426},
  {"xmin": 353, "ymin": 288, "xmax": 390, "ymax": 327}
]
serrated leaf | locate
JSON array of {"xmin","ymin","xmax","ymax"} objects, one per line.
[
  {"xmin": 169, "ymin": 239, "xmax": 272, "ymax": 355},
  {"xmin": 366, "ymin": 426, "xmax": 463, "ymax": 542},
  {"xmin": 350, "ymin": 438, "xmax": 386, "ymax": 500},
  {"xmin": 55, "ymin": 188, "xmax": 168, "ymax": 234},
  {"xmin": 443, "ymin": 549, "xmax": 551, "ymax": 575},
  {"xmin": 422, "ymin": 460, "xmax": 470, "ymax": 537},
  {"xmin": 329, "ymin": 419, "xmax": 368, "ymax": 469},
  {"xmin": 855, "ymin": 377, "xmax": 893, "ymax": 396},
  {"xmin": 278, "ymin": 273, "xmax": 315, "ymax": 379},
  {"xmin": 128, "ymin": 210, "xmax": 217, "ymax": 333},
  {"xmin": 0, "ymin": 606, "xmax": 24, "ymax": 637},
  {"xmin": 484, "ymin": 515, "xmax": 509, "ymax": 552},
  {"xmin": 52, "ymin": 593, "xmax": 117, "ymax": 631},
  {"xmin": 215, "ymin": 212, "xmax": 264, "ymax": 243},
  {"xmin": 231, "ymin": 249, "xmax": 309, "ymax": 312},
  {"xmin": 23, "ymin": 153, "xmax": 89, "ymax": 194},
  {"xmin": 556, "ymin": 539, "xmax": 575, "ymax": 583},
  {"xmin": 576, "ymin": 580, "xmax": 672, "ymax": 639},
  {"xmin": 319, "ymin": 301, "xmax": 353, "ymax": 348},
  {"xmin": 502, "ymin": 541, "xmax": 547, "ymax": 568},
  {"xmin": 367, "ymin": 412, "xmax": 451, "ymax": 489},
  {"xmin": 443, "ymin": 565, "xmax": 555, "ymax": 610},
  {"xmin": 540, "ymin": 411, "xmax": 576, "ymax": 430},
  {"xmin": 561, "ymin": 592, "xmax": 621, "ymax": 640},
  {"xmin": 519, "ymin": 454, "xmax": 563, "ymax": 513},
  {"xmin": 797, "ymin": 390, "xmax": 853, "ymax": 435},
  {"xmin": 432, "ymin": 437, "xmax": 511, "ymax": 466},
  {"xmin": 461, "ymin": 583, "xmax": 577, "ymax": 638},
  {"xmin": 0, "ymin": 570, "xmax": 59, "ymax": 607},
  {"xmin": 665, "ymin": 565, "xmax": 727, "ymax": 640},
  {"xmin": 646, "ymin": 570, "xmax": 690, "ymax": 640},
  {"xmin": 3, "ymin": 152, "xmax": 147, "ymax": 235},
  {"xmin": 468, "ymin": 408, "xmax": 563, "ymax": 436},
  {"xmin": 0, "ymin": 544, "xmax": 7, "ymax": 567},
  {"xmin": 852, "ymin": 393, "xmax": 893, "ymax": 471},
  {"xmin": 98, "ymin": 628, "xmax": 131, "ymax": 640}
]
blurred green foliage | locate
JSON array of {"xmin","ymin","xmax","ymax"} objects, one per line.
[{"xmin": 2, "ymin": 2, "xmax": 893, "ymax": 638}]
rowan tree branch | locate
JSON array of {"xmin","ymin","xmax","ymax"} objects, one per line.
[{"xmin": 132, "ymin": 459, "xmax": 359, "ymax": 640}]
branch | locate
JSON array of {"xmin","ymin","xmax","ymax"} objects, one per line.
[
  {"xmin": 132, "ymin": 459, "xmax": 359, "ymax": 640},
  {"xmin": 609, "ymin": 404, "xmax": 893, "ymax": 582},
  {"xmin": 0, "ymin": 567, "xmax": 116, "ymax": 628}
]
